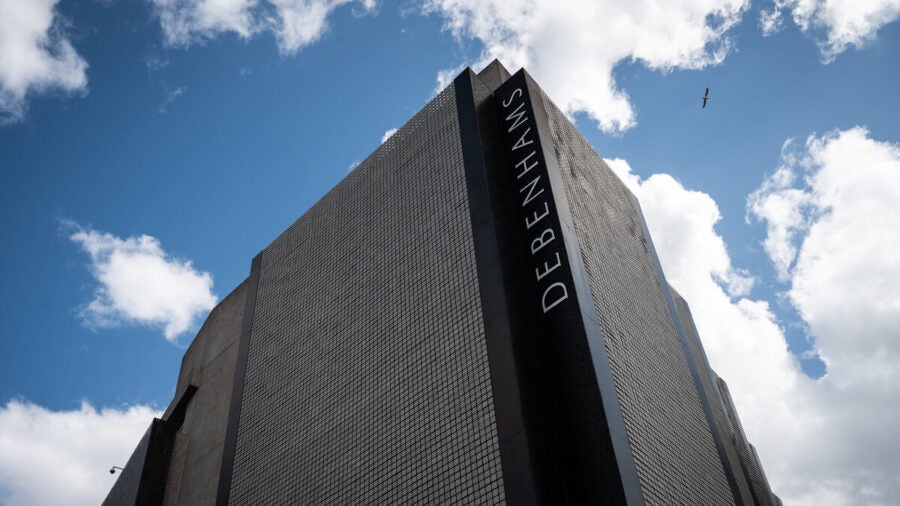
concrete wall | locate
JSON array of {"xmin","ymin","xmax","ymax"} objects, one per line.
[
  {"xmin": 103, "ymin": 425, "xmax": 153, "ymax": 506},
  {"xmin": 161, "ymin": 280, "xmax": 248, "ymax": 505}
]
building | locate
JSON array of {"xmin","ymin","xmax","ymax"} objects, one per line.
[{"xmin": 103, "ymin": 61, "xmax": 779, "ymax": 505}]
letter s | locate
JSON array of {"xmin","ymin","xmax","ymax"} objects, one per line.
[{"xmin": 502, "ymin": 88, "xmax": 523, "ymax": 108}]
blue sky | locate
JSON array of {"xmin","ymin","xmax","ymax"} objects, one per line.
[{"xmin": 1, "ymin": 0, "xmax": 899, "ymax": 504}]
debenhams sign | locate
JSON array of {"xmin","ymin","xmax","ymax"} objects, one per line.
[{"xmin": 497, "ymin": 76, "xmax": 570, "ymax": 314}]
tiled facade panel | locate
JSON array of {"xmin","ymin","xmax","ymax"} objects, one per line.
[
  {"xmin": 716, "ymin": 376, "xmax": 750, "ymax": 446},
  {"xmin": 741, "ymin": 444, "xmax": 772, "ymax": 506},
  {"xmin": 537, "ymin": 92, "xmax": 734, "ymax": 505},
  {"xmin": 748, "ymin": 445, "xmax": 776, "ymax": 506},
  {"xmin": 672, "ymin": 290, "xmax": 755, "ymax": 505},
  {"xmin": 717, "ymin": 377, "xmax": 777, "ymax": 506},
  {"xmin": 228, "ymin": 85, "xmax": 505, "ymax": 505}
]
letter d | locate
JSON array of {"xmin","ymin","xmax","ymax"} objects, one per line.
[{"xmin": 542, "ymin": 282, "xmax": 569, "ymax": 313}]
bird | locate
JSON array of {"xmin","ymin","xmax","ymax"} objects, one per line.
[{"xmin": 702, "ymin": 88, "xmax": 710, "ymax": 109}]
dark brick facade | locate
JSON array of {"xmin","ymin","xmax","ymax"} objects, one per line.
[
  {"xmin": 228, "ymin": 84, "xmax": 506, "ymax": 505},
  {"xmin": 533, "ymin": 79, "xmax": 734, "ymax": 505},
  {"xmin": 104, "ymin": 61, "xmax": 777, "ymax": 506},
  {"xmin": 672, "ymin": 289, "xmax": 755, "ymax": 505}
]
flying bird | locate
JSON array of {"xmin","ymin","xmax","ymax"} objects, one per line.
[{"xmin": 702, "ymin": 88, "xmax": 710, "ymax": 109}]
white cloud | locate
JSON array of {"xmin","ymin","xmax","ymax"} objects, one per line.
[
  {"xmin": 434, "ymin": 62, "xmax": 466, "ymax": 93},
  {"xmin": 67, "ymin": 222, "xmax": 218, "ymax": 341},
  {"xmin": 270, "ymin": 0, "xmax": 343, "ymax": 54},
  {"xmin": 610, "ymin": 127, "xmax": 900, "ymax": 504},
  {"xmin": 746, "ymin": 139, "xmax": 813, "ymax": 280},
  {"xmin": 0, "ymin": 0, "xmax": 88, "ymax": 123},
  {"xmin": 423, "ymin": 0, "xmax": 748, "ymax": 133},
  {"xmin": 760, "ymin": 0, "xmax": 900, "ymax": 62},
  {"xmin": 0, "ymin": 399, "xmax": 159, "ymax": 506},
  {"xmin": 149, "ymin": 0, "xmax": 375, "ymax": 54},
  {"xmin": 749, "ymin": 125, "xmax": 900, "ymax": 398},
  {"xmin": 380, "ymin": 127, "xmax": 397, "ymax": 143},
  {"xmin": 758, "ymin": 3, "xmax": 785, "ymax": 36},
  {"xmin": 158, "ymin": 84, "xmax": 187, "ymax": 114},
  {"xmin": 151, "ymin": 0, "xmax": 261, "ymax": 47},
  {"xmin": 144, "ymin": 54, "xmax": 171, "ymax": 72},
  {"xmin": 609, "ymin": 159, "xmax": 756, "ymax": 298}
]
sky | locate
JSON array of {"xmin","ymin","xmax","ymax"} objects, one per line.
[{"xmin": 0, "ymin": 0, "xmax": 898, "ymax": 504}]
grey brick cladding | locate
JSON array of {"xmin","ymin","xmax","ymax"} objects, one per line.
[
  {"xmin": 227, "ymin": 84, "xmax": 506, "ymax": 504},
  {"xmin": 717, "ymin": 376, "xmax": 778, "ymax": 506},
  {"xmin": 536, "ymin": 87, "xmax": 735, "ymax": 504},
  {"xmin": 672, "ymin": 289, "xmax": 755, "ymax": 505},
  {"xmin": 103, "ymin": 61, "xmax": 782, "ymax": 506},
  {"xmin": 749, "ymin": 444, "xmax": 778, "ymax": 506}
]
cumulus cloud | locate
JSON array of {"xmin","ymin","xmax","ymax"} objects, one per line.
[
  {"xmin": 609, "ymin": 160, "xmax": 756, "ymax": 298},
  {"xmin": 151, "ymin": 0, "xmax": 260, "ymax": 46},
  {"xmin": 0, "ymin": 0, "xmax": 88, "ymax": 123},
  {"xmin": 433, "ymin": 62, "xmax": 466, "ymax": 93},
  {"xmin": 0, "ymin": 399, "xmax": 159, "ymax": 506},
  {"xmin": 67, "ymin": 222, "xmax": 218, "ymax": 341},
  {"xmin": 149, "ymin": 0, "xmax": 376, "ymax": 54},
  {"xmin": 610, "ymin": 127, "xmax": 900, "ymax": 504},
  {"xmin": 745, "ymin": 140, "xmax": 813, "ymax": 280},
  {"xmin": 760, "ymin": 0, "xmax": 900, "ymax": 62},
  {"xmin": 380, "ymin": 127, "xmax": 397, "ymax": 143},
  {"xmin": 423, "ymin": 0, "xmax": 748, "ymax": 133},
  {"xmin": 749, "ymin": 126, "xmax": 900, "ymax": 400}
]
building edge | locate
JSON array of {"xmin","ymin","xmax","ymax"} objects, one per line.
[
  {"xmin": 461, "ymin": 65, "xmax": 642, "ymax": 504},
  {"xmin": 215, "ymin": 253, "xmax": 261, "ymax": 505},
  {"xmin": 629, "ymin": 192, "xmax": 751, "ymax": 505},
  {"xmin": 103, "ymin": 60, "xmax": 780, "ymax": 506}
]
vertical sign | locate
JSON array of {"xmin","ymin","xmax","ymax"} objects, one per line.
[{"xmin": 494, "ymin": 75, "xmax": 573, "ymax": 317}]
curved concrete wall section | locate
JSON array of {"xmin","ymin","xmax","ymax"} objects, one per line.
[
  {"xmin": 169, "ymin": 281, "xmax": 246, "ymax": 506},
  {"xmin": 104, "ymin": 282, "xmax": 248, "ymax": 506}
]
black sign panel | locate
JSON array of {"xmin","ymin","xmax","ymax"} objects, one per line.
[
  {"xmin": 494, "ymin": 76, "xmax": 574, "ymax": 320},
  {"xmin": 493, "ymin": 71, "xmax": 631, "ymax": 505}
]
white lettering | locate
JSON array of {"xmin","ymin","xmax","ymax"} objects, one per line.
[
  {"xmin": 515, "ymin": 150, "xmax": 539, "ymax": 179},
  {"xmin": 542, "ymin": 282, "xmax": 569, "ymax": 313},
  {"xmin": 525, "ymin": 202, "xmax": 550, "ymax": 229},
  {"xmin": 502, "ymin": 87, "xmax": 523, "ymax": 108},
  {"xmin": 512, "ymin": 127, "xmax": 533, "ymax": 151},
  {"xmin": 531, "ymin": 228, "xmax": 556, "ymax": 255},
  {"xmin": 519, "ymin": 176, "xmax": 545, "ymax": 207},
  {"xmin": 506, "ymin": 102, "xmax": 529, "ymax": 133},
  {"xmin": 535, "ymin": 252, "xmax": 562, "ymax": 280}
]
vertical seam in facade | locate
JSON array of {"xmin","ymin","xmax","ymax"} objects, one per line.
[
  {"xmin": 453, "ymin": 69, "xmax": 539, "ymax": 506},
  {"xmin": 216, "ymin": 253, "xmax": 262, "ymax": 506},
  {"xmin": 518, "ymin": 71, "xmax": 643, "ymax": 506},
  {"xmin": 627, "ymin": 193, "xmax": 742, "ymax": 505}
]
